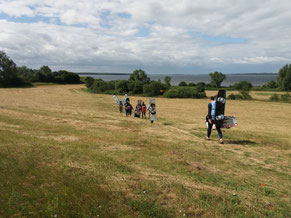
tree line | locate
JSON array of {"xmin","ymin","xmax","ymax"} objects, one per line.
[
  {"xmin": 85, "ymin": 69, "xmax": 206, "ymax": 99},
  {"xmin": 1, "ymin": 50, "xmax": 290, "ymax": 96},
  {"xmin": 0, "ymin": 51, "xmax": 81, "ymax": 87}
]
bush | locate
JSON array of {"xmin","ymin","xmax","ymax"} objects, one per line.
[
  {"xmin": 178, "ymin": 81, "xmax": 187, "ymax": 86},
  {"xmin": 227, "ymin": 93, "xmax": 243, "ymax": 100},
  {"xmin": 270, "ymin": 94, "xmax": 280, "ymax": 101},
  {"xmin": 196, "ymin": 82, "xmax": 206, "ymax": 92},
  {"xmin": 163, "ymin": 86, "xmax": 206, "ymax": 98},
  {"xmin": 143, "ymin": 81, "xmax": 163, "ymax": 96},
  {"xmin": 233, "ymin": 81, "xmax": 253, "ymax": 90},
  {"xmin": 115, "ymin": 80, "xmax": 129, "ymax": 94},
  {"xmin": 17, "ymin": 66, "xmax": 37, "ymax": 83},
  {"xmin": 84, "ymin": 76, "xmax": 95, "ymax": 88},
  {"xmin": 269, "ymin": 93, "xmax": 291, "ymax": 102},
  {"xmin": 262, "ymin": 80, "xmax": 278, "ymax": 89},
  {"xmin": 90, "ymin": 79, "xmax": 109, "ymax": 93},
  {"xmin": 280, "ymin": 93, "xmax": 291, "ymax": 102},
  {"xmin": 107, "ymin": 80, "xmax": 117, "ymax": 90},
  {"xmin": 128, "ymin": 80, "xmax": 143, "ymax": 94},
  {"xmin": 53, "ymin": 70, "xmax": 81, "ymax": 84},
  {"xmin": 240, "ymin": 90, "xmax": 252, "ymax": 99}
]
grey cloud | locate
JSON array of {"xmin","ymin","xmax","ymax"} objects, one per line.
[{"xmin": 0, "ymin": 0, "xmax": 290, "ymax": 73}]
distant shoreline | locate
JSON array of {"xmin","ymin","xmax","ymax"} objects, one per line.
[
  {"xmin": 77, "ymin": 73, "xmax": 277, "ymax": 86},
  {"xmin": 77, "ymin": 72, "xmax": 131, "ymax": 76},
  {"xmin": 77, "ymin": 72, "xmax": 278, "ymax": 76}
]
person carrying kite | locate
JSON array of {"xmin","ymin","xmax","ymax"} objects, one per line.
[
  {"xmin": 206, "ymin": 96, "xmax": 223, "ymax": 144},
  {"xmin": 141, "ymin": 102, "xmax": 146, "ymax": 119},
  {"xmin": 118, "ymin": 101, "xmax": 123, "ymax": 113},
  {"xmin": 125, "ymin": 98, "xmax": 133, "ymax": 116}
]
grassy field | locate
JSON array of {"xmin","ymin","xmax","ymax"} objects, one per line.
[{"xmin": 0, "ymin": 85, "xmax": 290, "ymax": 217}]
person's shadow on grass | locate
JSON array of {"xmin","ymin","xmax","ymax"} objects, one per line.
[{"xmin": 225, "ymin": 140, "xmax": 256, "ymax": 145}]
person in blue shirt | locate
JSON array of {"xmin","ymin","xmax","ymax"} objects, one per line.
[{"xmin": 206, "ymin": 96, "xmax": 223, "ymax": 144}]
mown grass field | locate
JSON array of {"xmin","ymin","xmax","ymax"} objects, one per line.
[{"xmin": 0, "ymin": 85, "xmax": 290, "ymax": 217}]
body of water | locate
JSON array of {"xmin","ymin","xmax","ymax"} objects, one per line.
[{"xmin": 79, "ymin": 73, "xmax": 277, "ymax": 86}]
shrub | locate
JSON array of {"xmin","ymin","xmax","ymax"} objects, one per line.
[
  {"xmin": 107, "ymin": 80, "xmax": 117, "ymax": 90},
  {"xmin": 240, "ymin": 90, "xmax": 252, "ymax": 99},
  {"xmin": 269, "ymin": 93, "xmax": 291, "ymax": 102},
  {"xmin": 178, "ymin": 81, "xmax": 187, "ymax": 86},
  {"xmin": 17, "ymin": 66, "xmax": 37, "ymax": 83},
  {"xmin": 280, "ymin": 93, "xmax": 291, "ymax": 102},
  {"xmin": 90, "ymin": 79, "xmax": 109, "ymax": 93},
  {"xmin": 84, "ymin": 76, "xmax": 95, "ymax": 88},
  {"xmin": 262, "ymin": 80, "xmax": 278, "ymax": 89},
  {"xmin": 188, "ymin": 82, "xmax": 196, "ymax": 86},
  {"xmin": 128, "ymin": 80, "xmax": 143, "ymax": 94},
  {"xmin": 53, "ymin": 70, "xmax": 81, "ymax": 84},
  {"xmin": 196, "ymin": 82, "xmax": 206, "ymax": 92},
  {"xmin": 143, "ymin": 81, "xmax": 163, "ymax": 96},
  {"xmin": 163, "ymin": 86, "xmax": 206, "ymax": 98},
  {"xmin": 115, "ymin": 80, "xmax": 129, "ymax": 94},
  {"xmin": 227, "ymin": 94, "xmax": 243, "ymax": 100},
  {"xmin": 269, "ymin": 94, "xmax": 280, "ymax": 101},
  {"xmin": 233, "ymin": 81, "xmax": 253, "ymax": 90}
]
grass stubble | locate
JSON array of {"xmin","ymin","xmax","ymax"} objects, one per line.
[{"xmin": 0, "ymin": 85, "xmax": 290, "ymax": 217}]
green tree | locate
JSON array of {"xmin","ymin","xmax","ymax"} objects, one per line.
[
  {"xmin": 209, "ymin": 71, "xmax": 226, "ymax": 88},
  {"xmin": 129, "ymin": 69, "xmax": 150, "ymax": 84},
  {"xmin": 164, "ymin": 76, "xmax": 171, "ymax": 88},
  {"xmin": 84, "ymin": 76, "xmax": 95, "ymax": 88},
  {"xmin": 233, "ymin": 81, "xmax": 253, "ymax": 90},
  {"xmin": 262, "ymin": 80, "xmax": 278, "ymax": 89},
  {"xmin": 40, "ymin": 65, "xmax": 52, "ymax": 74},
  {"xmin": 53, "ymin": 70, "xmax": 81, "ymax": 84},
  {"xmin": 128, "ymin": 80, "xmax": 143, "ymax": 94},
  {"xmin": 36, "ymin": 65, "xmax": 54, "ymax": 82},
  {"xmin": 143, "ymin": 81, "xmax": 162, "ymax": 96},
  {"xmin": 163, "ymin": 86, "xmax": 206, "ymax": 98},
  {"xmin": 277, "ymin": 64, "xmax": 291, "ymax": 91},
  {"xmin": 235, "ymin": 81, "xmax": 252, "ymax": 100},
  {"xmin": 17, "ymin": 66, "xmax": 37, "ymax": 83},
  {"xmin": 115, "ymin": 80, "xmax": 129, "ymax": 93},
  {"xmin": 90, "ymin": 79, "xmax": 109, "ymax": 93},
  {"xmin": 196, "ymin": 82, "xmax": 206, "ymax": 92},
  {"xmin": 0, "ymin": 51, "xmax": 19, "ymax": 86},
  {"xmin": 178, "ymin": 81, "xmax": 187, "ymax": 86}
]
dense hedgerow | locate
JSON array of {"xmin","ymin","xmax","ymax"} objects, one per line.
[
  {"xmin": 87, "ymin": 71, "xmax": 206, "ymax": 99},
  {"xmin": 163, "ymin": 86, "xmax": 206, "ymax": 98},
  {"xmin": 270, "ymin": 93, "xmax": 291, "ymax": 102}
]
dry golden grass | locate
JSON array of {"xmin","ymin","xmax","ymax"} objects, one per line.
[{"xmin": 0, "ymin": 84, "xmax": 290, "ymax": 217}]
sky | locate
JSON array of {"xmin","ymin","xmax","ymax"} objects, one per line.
[{"xmin": 0, "ymin": 0, "xmax": 291, "ymax": 74}]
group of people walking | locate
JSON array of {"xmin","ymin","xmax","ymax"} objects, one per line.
[
  {"xmin": 118, "ymin": 98, "xmax": 157, "ymax": 123},
  {"xmin": 114, "ymin": 92, "xmax": 228, "ymax": 142}
]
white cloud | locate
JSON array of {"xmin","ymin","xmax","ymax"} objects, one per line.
[{"xmin": 0, "ymin": 0, "xmax": 291, "ymax": 73}]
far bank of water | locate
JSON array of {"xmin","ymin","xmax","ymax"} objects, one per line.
[{"xmin": 78, "ymin": 73, "xmax": 277, "ymax": 86}]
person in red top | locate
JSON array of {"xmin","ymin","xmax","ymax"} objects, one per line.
[{"xmin": 141, "ymin": 102, "xmax": 146, "ymax": 119}]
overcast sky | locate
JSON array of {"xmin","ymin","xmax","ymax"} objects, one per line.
[{"xmin": 1, "ymin": 0, "xmax": 291, "ymax": 74}]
